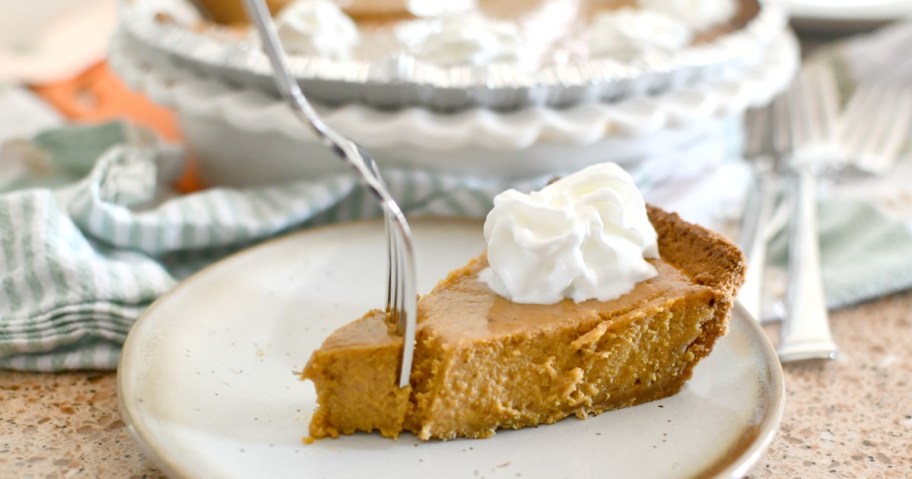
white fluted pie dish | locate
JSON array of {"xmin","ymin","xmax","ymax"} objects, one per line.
[
  {"xmin": 109, "ymin": 29, "xmax": 797, "ymax": 187},
  {"xmin": 119, "ymin": 0, "xmax": 788, "ymax": 110}
]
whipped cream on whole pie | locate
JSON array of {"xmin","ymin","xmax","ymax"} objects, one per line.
[
  {"xmin": 194, "ymin": 0, "xmax": 744, "ymax": 67},
  {"xmin": 400, "ymin": 13, "xmax": 528, "ymax": 67},
  {"xmin": 587, "ymin": 7, "xmax": 693, "ymax": 59},
  {"xmin": 272, "ymin": 0, "xmax": 359, "ymax": 59},
  {"xmin": 480, "ymin": 163, "xmax": 659, "ymax": 304},
  {"xmin": 638, "ymin": 0, "xmax": 737, "ymax": 31}
]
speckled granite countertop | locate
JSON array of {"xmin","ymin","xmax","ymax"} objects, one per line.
[{"xmin": 2, "ymin": 290, "xmax": 910, "ymax": 478}]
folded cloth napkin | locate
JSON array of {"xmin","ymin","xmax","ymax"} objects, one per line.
[
  {"xmin": 766, "ymin": 189, "xmax": 912, "ymax": 312},
  {"xmin": 0, "ymin": 121, "xmax": 571, "ymax": 371}
]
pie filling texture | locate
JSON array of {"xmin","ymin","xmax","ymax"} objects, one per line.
[{"xmin": 302, "ymin": 206, "xmax": 746, "ymax": 440}]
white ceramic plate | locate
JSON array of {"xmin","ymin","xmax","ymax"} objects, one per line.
[
  {"xmin": 787, "ymin": 0, "xmax": 912, "ymax": 29},
  {"xmin": 118, "ymin": 219, "xmax": 784, "ymax": 479}
]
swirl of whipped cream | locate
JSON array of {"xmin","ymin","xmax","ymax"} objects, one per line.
[
  {"xmin": 588, "ymin": 8, "xmax": 693, "ymax": 60},
  {"xmin": 406, "ymin": 14, "xmax": 527, "ymax": 67},
  {"xmin": 638, "ymin": 0, "xmax": 737, "ymax": 31},
  {"xmin": 480, "ymin": 163, "xmax": 659, "ymax": 305},
  {"xmin": 273, "ymin": 0, "xmax": 359, "ymax": 60}
]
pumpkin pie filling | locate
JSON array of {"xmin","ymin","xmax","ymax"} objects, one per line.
[{"xmin": 302, "ymin": 205, "xmax": 746, "ymax": 440}]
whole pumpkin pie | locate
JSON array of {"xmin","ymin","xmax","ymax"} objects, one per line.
[
  {"xmin": 193, "ymin": 0, "xmax": 290, "ymax": 25},
  {"xmin": 302, "ymin": 204, "xmax": 746, "ymax": 441},
  {"xmin": 189, "ymin": 0, "xmax": 757, "ymax": 66}
]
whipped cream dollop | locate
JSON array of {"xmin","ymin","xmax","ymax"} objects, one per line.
[
  {"xmin": 273, "ymin": 0, "xmax": 359, "ymax": 59},
  {"xmin": 405, "ymin": 14, "xmax": 527, "ymax": 67},
  {"xmin": 480, "ymin": 163, "xmax": 659, "ymax": 305},
  {"xmin": 638, "ymin": 0, "xmax": 737, "ymax": 31},
  {"xmin": 587, "ymin": 8, "xmax": 693, "ymax": 60}
]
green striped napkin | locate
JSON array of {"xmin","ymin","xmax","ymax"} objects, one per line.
[{"xmin": 0, "ymin": 121, "xmax": 559, "ymax": 371}]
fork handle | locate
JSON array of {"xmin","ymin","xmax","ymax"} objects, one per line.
[{"xmin": 778, "ymin": 171, "xmax": 838, "ymax": 362}]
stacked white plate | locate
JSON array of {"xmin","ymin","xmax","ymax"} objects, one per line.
[
  {"xmin": 110, "ymin": 0, "xmax": 799, "ymax": 187},
  {"xmin": 787, "ymin": 0, "xmax": 912, "ymax": 31}
]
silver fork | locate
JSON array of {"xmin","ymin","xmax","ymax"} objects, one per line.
[
  {"xmin": 777, "ymin": 63, "xmax": 839, "ymax": 363},
  {"xmin": 738, "ymin": 98, "xmax": 790, "ymax": 323},
  {"xmin": 833, "ymin": 82, "xmax": 912, "ymax": 176},
  {"xmin": 738, "ymin": 106, "xmax": 776, "ymax": 323},
  {"xmin": 243, "ymin": 0, "xmax": 417, "ymax": 387}
]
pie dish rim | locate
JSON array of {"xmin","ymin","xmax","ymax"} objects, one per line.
[{"xmin": 117, "ymin": 0, "xmax": 788, "ymax": 110}]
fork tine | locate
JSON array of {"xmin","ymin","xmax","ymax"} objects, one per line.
[
  {"xmin": 389, "ymin": 222, "xmax": 399, "ymax": 320},
  {"xmin": 838, "ymin": 82, "xmax": 912, "ymax": 175},
  {"xmin": 380, "ymin": 201, "xmax": 416, "ymax": 388},
  {"xmin": 875, "ymin": 87, "xmax": 912, "ymax": 171},
  {"xmin": 818, "ymin": 64, "xmax": 839, "ymax": 136},
  {"xmin": 744, "ymin": 106, "xmax": 771, "ymax": 159},
  {"xmin": 802, "ymin": 66, "xmax": 821, "ymax": 144},
  {"xmin": 787, "ymin": 75, "xmax": 811, "ymax": 161},
  {"xmin": 386, "ymin": 215, "xmax": 398, "ymax": 322},
  {"xmin": 832, "ymin": 83, "xmax": 874, "ymax": 156},
  {"xmin": 859, "ymin": 85, "xmax": 912, "ymax": 174},
  {"xmin": 392, "ymin": 223, "xmax": 417, "ymax": 388},
  {"xmin": 811, "ymin": 63, "xmax": 839, "ymax": 146},
  {"xmin": 362, "ymin": 149, "xmax": 398, "ymax": 314},
  {"xmin": 795, "ymin": 63, "xmax": 838, "ymax": 158},
  {"xmin": 856, "ymin": 87, "xmax": 895, "ymax": 172},
  {"xmin": 772, "ymin": 83, "xmax": 793, "ymax": 154}
]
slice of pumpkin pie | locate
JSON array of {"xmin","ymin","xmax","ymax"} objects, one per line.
[{"xmin": 302, "ymin": 163, "xmax": 746, "ymax": 441}]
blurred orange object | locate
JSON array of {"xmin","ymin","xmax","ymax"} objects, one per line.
[
  {"xmin": 30, "ymin": 60, "xmax": 202, "ymax": 192},
  {"xmin": 194, "ymin": 0, "xmax": 290, "ymax": 25}
]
